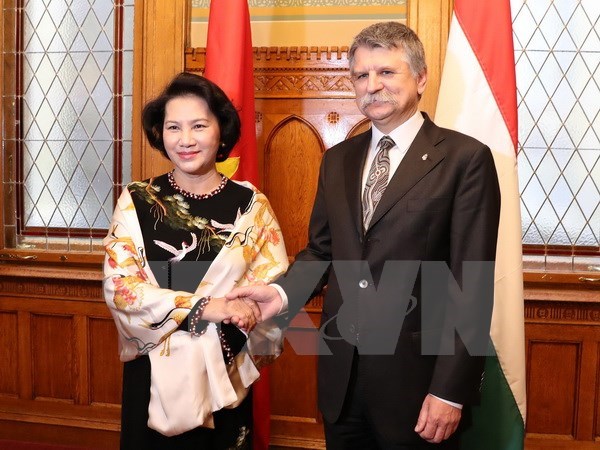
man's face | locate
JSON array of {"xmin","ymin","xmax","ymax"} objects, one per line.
[{"xmin": 351, "ymin": 46, "xmax": 427, "ymax": 133}]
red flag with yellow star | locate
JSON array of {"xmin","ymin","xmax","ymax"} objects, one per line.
[
  {"xmin": 205, "ymin": 2, "xmax": 270, "ymax": 450},
  {"xmin": 205, "ymin": 0, "xmax": 258, "ymax": 185}
]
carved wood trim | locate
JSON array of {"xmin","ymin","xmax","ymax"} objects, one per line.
[
  {"xmin": 525, "ymin": 301, "xmax": 600, "ymax": 325},
  {"xmin": 0, "ymin": 277, "xmax": 103, "ymax": 303},
  {"xmin": 186, "ymin": 46, "xmax": 354, "ymax": 99}
]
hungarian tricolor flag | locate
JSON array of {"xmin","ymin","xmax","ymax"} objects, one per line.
[
  {"xmin": 204, "ymin": 1, "xmax": 269, "ymax": 449},
  {"xmin": 435, "ymin": 1, "xmax": 526, "ymax": 449}
]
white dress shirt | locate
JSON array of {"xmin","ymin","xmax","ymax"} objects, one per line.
[{"xmin": 360, "ymin": 110, "xmax": 424, "ymax": 191}]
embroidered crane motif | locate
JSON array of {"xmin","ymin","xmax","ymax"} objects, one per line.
[{"xmin": 153, "ymin": 232, "xmax": 198, "ymax": 262}]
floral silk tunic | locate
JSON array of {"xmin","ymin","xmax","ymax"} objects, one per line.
[{"xmin": 103, "ymin": 174, "xmax": 289, "ymax": 436}]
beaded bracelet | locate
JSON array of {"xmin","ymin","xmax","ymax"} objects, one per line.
[
  {"xmin": 189, "ymin": 296, "xmax": 211, "ymax": 337},
  {"xmin": 218, "ymin": 328, "xmax": 235, "ymax": 365}
]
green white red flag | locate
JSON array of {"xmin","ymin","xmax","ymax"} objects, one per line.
[{"xmin": 435, "ymin": 1, "xmax": 526, "ymax": 448}]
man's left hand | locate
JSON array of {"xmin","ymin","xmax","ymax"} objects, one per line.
[{"xmin": 414, "ymin": 394, "xmax": 461, "ymax": 443}]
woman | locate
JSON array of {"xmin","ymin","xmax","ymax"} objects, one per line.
[{"xmin": 103, "ymin": 72, "xmax": 288, "ymax": 449}]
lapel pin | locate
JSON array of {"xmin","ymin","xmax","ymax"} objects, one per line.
[{"xmin": 422, "ymin": 154, "xmax": 428, "ymax": 161}]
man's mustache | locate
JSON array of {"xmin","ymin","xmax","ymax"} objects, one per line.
[{"xmin": 359, "ymin": 92, "xmax": 398, "ymax": 109}]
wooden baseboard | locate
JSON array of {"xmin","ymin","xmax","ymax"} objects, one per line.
[
  {"xmin": 526, "ymin": 436, "xmax": 600, "ymax": 449},
  {"xmin": 270, "ymin": 435, "xmax": 325, "ymax": 449},
  {"xmin": 0, "ymin": 420, "xmax": 119, "ymax": 449}
]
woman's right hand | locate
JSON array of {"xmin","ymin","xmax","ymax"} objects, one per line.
[
  {"xmin": 202, "ymin": 296, "xmax": 261, "ymax": 331},
  {"xmin": 225, "ymin": 285, "xmax": 283, "ymax": 322}
]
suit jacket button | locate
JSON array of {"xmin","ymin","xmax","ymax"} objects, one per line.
[
  {"xmin": 349, "ymin": 324, "xmax": 356, "ymax": 333},
  {"xmin": 359, "ymin": 279, "xmax": 368, "ymax": 288}
]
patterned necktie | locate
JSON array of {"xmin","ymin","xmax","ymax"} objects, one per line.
[{"xmin": 362, "ymin": 135, "xmax": 395, "ymax": 229}]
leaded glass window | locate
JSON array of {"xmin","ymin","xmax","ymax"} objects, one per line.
[
  {"xmin": 512, "ymin": 0, "xmax": 600, "ymax": 267},
  {"xmin": 2, "ymin": 0, "xmax": 133, "ymax": 252}
]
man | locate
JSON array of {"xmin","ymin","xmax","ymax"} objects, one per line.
[{"xmin": 228, "ymin": 22, "xmax": 501, "ymax": 449}]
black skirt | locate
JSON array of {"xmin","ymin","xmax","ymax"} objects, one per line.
[{"xmin": 120, "ymin": 355, "xmax": 252, "ymax": 450}]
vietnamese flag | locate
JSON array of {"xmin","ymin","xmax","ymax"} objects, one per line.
[
  {"xmin": 205, "ymin": 0, "xmax": 258, "ymax": 185},
  {"xmin": 204, "ymin": 1, "xmax": 270, "ymax": 449},
  {"xmin": 435, "ymin": 1, "xmax": 526, "ymax": 449}
]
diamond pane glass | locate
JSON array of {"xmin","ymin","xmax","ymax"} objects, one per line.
[
  {"xmin": 513, "ymin": 0, "xmax": 600, "ymax": 251},
  {"xmin": 21, "ymin": 0, "xmax": 133, "ymax": 237}
]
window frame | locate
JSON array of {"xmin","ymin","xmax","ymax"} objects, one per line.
[
  {"xmin": 512, "ymin": 0, "xmax": 600, "ymax": 270},
  {"xmin": 0, "ymin": 0, "xmax": 189, "ymax": 268}
]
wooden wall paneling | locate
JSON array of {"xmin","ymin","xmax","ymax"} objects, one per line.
[
  {"xmin": 0, "ymin": 271, "xmax": 121, "ymax": 448},
  {"xmin": 0, "ymin": 311, "xmax": 18, "ymax": 396},
  {"xmin": 576, "ymin": 331, "xmax": 598, "ymax": 441},
  {"xmin": 17, "ymin": 310, "xmax": 33, "ymax": 401},
  {"xmin": 525, "ymin": 295, "xmax": 600, "ymax": 449},
  {"xmin": 89, "ymin": 317, "xmax": 122, "ymax": 406},
  {"xmin": 74, "ymin": 314, "xmax": 90, "ymax": 405},
  {"xmin": 31, "ymin": 314, "xmax": 75, "ymax": 402},
  {"xmin": 270, "ymin": 306, "xmax": 324, "ymax": 448},
  {"xmin": 596, "ymin": 343, "xmax": 600, "ymax": 441},
  {"xmin": 257, "ymin": 98, "xmax": 368, "ymax": 255},
  {"xmin": 263, "ymin": 115, "xmax": 324, "ymax": 256},
  {"xmin": 526, "ymin": 336, "xmax": 579, "ymax": 438},
  {"xmin": 272, "ymin": 331, "xmax": 321, "ymax": 405}
]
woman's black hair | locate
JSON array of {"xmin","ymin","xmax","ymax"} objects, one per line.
[{"xmin": 141, "ymin": 72, "xmax": 241, "ymax": 162}]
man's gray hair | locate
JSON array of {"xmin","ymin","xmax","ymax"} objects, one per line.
[{"xmin": 348, "ymin": 22, "xmax": 427, "ymax": 77}]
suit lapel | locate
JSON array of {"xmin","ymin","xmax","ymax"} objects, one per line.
[
  {"xmin": 367, "ymin": 116, "xmax": 447, "ymax": 231},
  {"xmin": 344, "ymin": 130, "xmax": 371, "ymax": 239}
]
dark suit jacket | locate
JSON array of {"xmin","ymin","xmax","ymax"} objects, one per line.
[{"xmin": 277, "ymin": 113, "xmax": 501, "ymax": 443}]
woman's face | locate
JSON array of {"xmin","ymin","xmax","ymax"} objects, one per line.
[{"xmin": 162, "ymin": 95, "xmax": 221, "ymax": 178}]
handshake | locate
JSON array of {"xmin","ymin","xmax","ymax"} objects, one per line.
[{"xmin": 207, "ymin": 284, "xmax": 283, "ymax": 332}]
